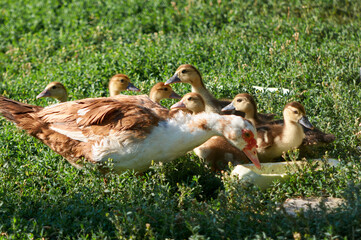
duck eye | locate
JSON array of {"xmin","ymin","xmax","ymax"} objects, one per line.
[
  {"xmin": 163, "ymin": 88, "xmax": 168, "ymax": 91},
  {"xmin": 120, "ymin": 79, "xmax": 124, "ymax": 83},
  {"xmin": 293, "ymin": 110, "xmax": 298, "ymax": 114},
  {"xmin": 52, "ymin": 86, "xmax": 57, "ymax": 89},
  {"xmin": 188, "ymin": 97, "xmax": 192, "ymax": 101},
  {"xmin": 237, "ymin": 99, "xmax": 243, "ymax": 102},
  {"xmin": 181, "ymin": 70, "xmax": 187, "ymax": 74}
]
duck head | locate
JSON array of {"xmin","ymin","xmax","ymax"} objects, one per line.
[
  {"xmin": 283, "ymin": 102, "xmax": 314, "ymax": 129},
  {"xmin": 171, "ymin": 92, "xmax": 205, "ymax": 114},
  {"xmin": 36, "ymin": 82, "xmax": 68, "ymax": 102},
  {"xmin": 165, "ymin": 64, "xmax": 204, "ymax": 87},
  {"xmin": 109, "ymin": 74, "xmax": 140, "ymax": 96},
  {"xmin": 222, "ymin": 93, "xmax": 257, "ymax": 117},
  {"xmin": 222, "ymin": 116, "xmax": 260, "ymax": 169},
  {"xmin": 149, "ymin": 82, "xmax": 181, "ymax": 103}
]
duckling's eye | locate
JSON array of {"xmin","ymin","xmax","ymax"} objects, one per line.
[
  {"xmin": 163, "ymin": 88, "xmax": 168, "ymax": 91},
  {"xmin": 293, "ymin": 110, "xmax": 299, "ymax": 114},
  {"xmin": 181, "ymin": 70, "xmax": 187, "ymax": 74},
  {"xmin": 120, "ymin": 79, "xmax": 124, "ymax": 83},
  {"xmin": 52, "ymin": 86, "xmax": 57, "ymax": 89},
  {"xmin": 237, "ymin": 99, "xmax": 243, "ymax": 102},
  {"xmin": 187, "ymin": 97, "xmax": 192, "ymax": 101}
]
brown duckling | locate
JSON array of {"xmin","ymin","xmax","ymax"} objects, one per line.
[
  {"xmin": 165, "ymin": 64, "xmax": 231, "ymax": 114},
  {"xmin": 37, "ymin": 82, "xmax": 68, "ymax": 102},
  {"xmin": 149, "ymin": 82, "xmax": 181, "ymax": 104},
  {"xmin": 256, "ymin": 102, "xmax": 314, "ymax": 162},
  {"xmin": 109, "ymin": 74, "xmax": 140, "ymax": 96}
]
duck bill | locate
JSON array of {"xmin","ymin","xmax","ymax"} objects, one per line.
[
  {"xmin": 169, "ymin": 91, "xmax": 182, "ymax": 99},
  {"xmin": 170, "ymin": 101, "xmax": 186, "ymax": 109},
  {"xmin": 127, "ymin": 83, "xmax": 141, "ymax": 92},
  {"xmin": 165, "ymin": 73, "xmax": 181, "ymax": 85},
  {"xmin": 222, "ymin": 102, "xmax": 235, "ymax": 112},
  {"xmin": 36, "ymin": 90, "xmax": 50, "ymax": 99},
  {"xmin": 243, "ymin": 146, "xmax": 261, "ymax": 169},
  {"xmin": 299, "ymin": 116, "xmax": 314, "ymax": 129}
]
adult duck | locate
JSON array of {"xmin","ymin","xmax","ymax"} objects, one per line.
[
  {"xmin": 108, "ymin": 74, "xmax": 140, "ymax": 96},
  {"xmin": 0, "ymin": 95, "xmax": 260, "ymax": 173},
  {"xmin": 171, "ymin": 93, "xmax": 257, "ymax": 171},
  {"xmin": 149, "ymin": 82, "xmax": 181, "ymax": 104},
  {"xmin": 222, "ymin": 94, "xmax": 335, "ymax": 157},
  {"xmin": 37, "ymin": 82, "xmax": 68, "ymax": 102}
]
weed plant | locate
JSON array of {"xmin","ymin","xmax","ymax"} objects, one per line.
[{"xmin": 0, "ymin": 0, "xmax": 361, "ymax": 239}]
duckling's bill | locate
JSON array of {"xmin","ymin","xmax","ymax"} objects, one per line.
[
  {"xmin": 221, "ymin": 102, "xmax": 235, "ymax": 111},
  {"xmin": 165, "ymin": 73, "xmax": 181, "ymax": 85},
  {"xmin": 169, "ymin": 91, "xmax": 182, "ymax": 99},
  {"xmin": 36, "ymin": 90, "xmax": 51, "ymax": 99},
  {"xmin": 299, "ymin": 116, "xmax": 314, "ymax": 129},
  {"xmin": 170, "ymin": 100, "xmax": 185, "ymax": 109},
  {"xmin": 127, "ymin": 82, "xmax": 141, "ymax": 92}
]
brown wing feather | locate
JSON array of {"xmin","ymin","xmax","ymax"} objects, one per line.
[{"xmin": 256, "ymin": 125, "xmax": 283, "ymax": 149}]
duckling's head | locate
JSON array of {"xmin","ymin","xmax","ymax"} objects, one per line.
[
  {"xmin": 165, "ymin": 64, "xmax": 204, "ymax": 87},
  {"xmin": 149, "ymin": 82, "xmax": 181, "ymax": 103},
  {"xmin": 170, "ymin": 92, "xmax": 205, "ymax": 114},
  {"xmin": 109, "ymin": 74, "xmax": 140, "ymax": 96},
  {"xmin": 222, "ymin": 93, "xmax": 257, "ymax": 116},
  {"xmin": 283, "ymin": 102, "xmax": 314, "ymax": 129},
  {"xmin": 36, "ymin": 82, "xmax": 68, "ymax": 102}
]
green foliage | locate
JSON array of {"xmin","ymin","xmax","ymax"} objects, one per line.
[{"xmin": 1, "ymin": 0, "xmax": 361, "ymax": 238}]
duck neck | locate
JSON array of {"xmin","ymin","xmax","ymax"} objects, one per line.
[
  {"xmin": 149, "ymin": 92, "xmax": 160, "ymax": 103},
  {"xmin": 57, "ymin": 92, "xmax": 68, "ymax": 102},
  {"xmin": 191, "ymin": 81, "xmax": 220, "ymax": 113},
  {"xmin": 164, "ymin": 112, "xmax": 229, "ymax": 151},
  {"xmin": 282, "ymin": 120, "xmax": 304, "ymax": 143},
  {"xmin": 244, "ymin": 109, "xmax": 257, "ymax": 126}
]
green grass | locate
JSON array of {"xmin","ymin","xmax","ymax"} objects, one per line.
[{"xmin": 1, "ymin": 0, "xmax": 361, "ymax": 239}]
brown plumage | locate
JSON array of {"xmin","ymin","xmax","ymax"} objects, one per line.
[{"xmin": 0, "ymin": 95, "xmax": 260, "ymax": 172}]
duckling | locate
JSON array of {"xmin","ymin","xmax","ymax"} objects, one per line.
[
  {"xmin": 171, "ymin": 93, "xmax": 258, "ymax": 171},
  {"xmin": 221, "ymin": 93, "xmax": 268, "ymax": 127},
  {"xmin": 0, "ymin": 94, "xmax": 260, "ymax": 173},
  {"xmin": 170, "ymin": 92, "xmax": 205, "ymax": 114},
  {"xmin": 149, "ymin": 82, "xmax": 181, "ymax": 104},
  {"xmin": 109, "ymin": 74, "xmax": 140, "ymax": 96},
  {"xmin": 222, "ymin": 94, "xmax": 335, "ymax": 157},
  {"xmin": 165, "ymin": 64, "xmax": 231, "ymax": 113},
  {"xmin": 256, "ymin": 102, "xmax": 314, "ymax": 162},
  {"xmin": 36, "ymin": 82, "xmax": 68, "ymax": 102}
]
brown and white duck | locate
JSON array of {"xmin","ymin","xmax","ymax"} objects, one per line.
[
  {"xmin": 171, "ymin": 93, "xmax": 260, "ymax": 171},
  {"xmin": 255, "ymin": 102, "xmax": 314, "ymax": 162},
  {"xmin": 165, "ymin": 64, "xmax": 231, "ymax": 113},
  {"xmin": 0, "ymin": 94, "xmax": 260, "ymax": 173},
  {"xmin": 222, "ymin": 94, "xmax": 335, "ymax": 157},
  {"xmin": 149, "ymin": 82, "xmax": 181, "ymax": 104},
  {"xmin": 108, "ymin": 74, "xmax": 140, "ymax": 96},
  {"xmin": 37, "ymin": 82, "xmax": 68, "ymax": 102}
]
